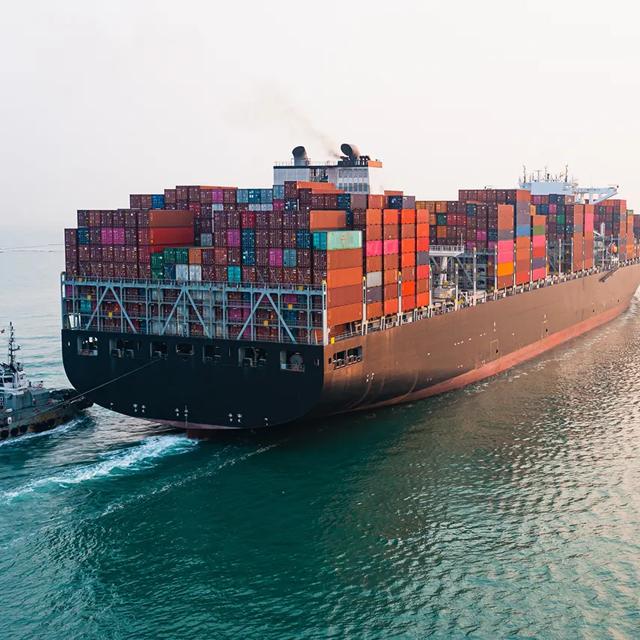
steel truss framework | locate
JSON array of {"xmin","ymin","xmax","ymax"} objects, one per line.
[{"xmin": 61, "ymin": 276, "xmax": 329, "ymax": 345}]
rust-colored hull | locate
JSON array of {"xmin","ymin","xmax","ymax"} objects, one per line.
[{"xmin": 316, "ymin": 265, "xmax": 640, "ymax": 416}]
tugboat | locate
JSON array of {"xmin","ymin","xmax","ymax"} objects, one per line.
[{"xmin": 0, "ymin": 323, "xmax": 92, "ymax": 439}]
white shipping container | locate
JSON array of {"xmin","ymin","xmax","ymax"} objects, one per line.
[
  {"xmin": 189, "ymin": 265, "xmax": 202, "ymax": 282},
  {"xmin": 175, "ymin": 264, "xmax": 189, "ymax": 281},
  {"xmin": 366, "ymin": 271, "xmax": 383, "ymax": 288}
]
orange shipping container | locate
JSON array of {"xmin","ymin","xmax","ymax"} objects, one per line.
[
  {"xmin": 384, "ymin": 298, "xmax": 399, "ymax": 315},
  {"xmin": 416, "ymin": 292, "xmax": 430, "ymax": 307},
  {"xmin": 417, "ymin": 279, "xmax": 429, "ymax": 293},
  {"xmin": 417, "ymin": 237, "xmax": 429, "ymax": 251},
  {"xmin": 310, "ymin": 210, "xmax": 346, "ymax": 230},
  {"xmin": 327, "ymin": 303, "xmax": 362, "ymax": 327},
  {"xmin": 416, "ymin": 210, "xmax": 429, "ymax": 224},
  {"xmin": 384, "ymin": 269, "xmax": 399, "ymax": 284},
  {"xmin": 384, "ymin": 283, "xmax": 398, "ymax": 300},
  {"xmin": 400, "ymin": 252, "xmax": 415, "ymax": 267},
  {"xmin": 366, "ymin": 225, "xmax": 382, "ymax": 241},
  {"xmin": 401, "ymin": 280, "xmax": 416, "ymax": 296},
  {"xmin": 366, "ymin": 209, "xmax": 383, "ymax": 226},
  {"xmin": 497, "ymin": 275, "xmax": 513, "ymax": 289},
  {"xmin": 366, "ymin": 301, "xmax": 383, "ymax": 320},
  {"xmin": 383, "ymin": 209, "xmax": 400, "ymax": 225},
  {"xmin": 326, "ymin": 248, "xmax": 362, "ymax": 269},
  {"xmin": 400, "ymin": 209, "xmax": 416, "ymax": 224},
  {"xmin": 401, "ymin": 238, "xmax": 416, "ymax": 253},
  {"xmin": 188, "ymin": 248, "xmax": 202, "ymax": 264},
  {"xmin": 383, "ymin": 253, "xmax": 399, "ymax": 270},
  {"xmin": 497, "ymin": 262, "xmax": 514, "ymax": 277},
  {"xmin": 325, "ymin": 267, "xmax": 362, "ymax": 288},
  {"xmin": 416, "ymin": 223, "xmax": 429, "ymax": 237},
  {"xmin": 366, "ymin": 255, "xmax": 383, "ymax": 272},
  {"xmin": 401, "ymin": 266, "xmax": 416, "ymax": 281},
  {"xmin": 368, "ymin": 194, "xmax": 385, "ymax": 208}
]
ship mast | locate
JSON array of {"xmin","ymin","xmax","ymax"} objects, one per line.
[{"xmin": 7, "ymin": 323, "xmax": 20, "ymax": 371}]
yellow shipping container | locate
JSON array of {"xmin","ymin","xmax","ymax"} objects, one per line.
[{"xmin": 497, "ymin": 262, "xmax": 514, "ymax": 277}]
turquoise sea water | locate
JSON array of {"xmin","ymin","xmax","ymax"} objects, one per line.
[{"xmin": 1, "ymin": 245, "xmax": 640, "ymax": 639}]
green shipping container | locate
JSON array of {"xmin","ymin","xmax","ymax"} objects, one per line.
[
  {"xmin": 150, "ymin": 253, "xmax": 164, "ymax": 269},
  {"xmin": 175, "ymin": 248, "xmax": 189, "ymax": 264},
  {"xmin": 312, "ymin": 230, "xmax": 362, "ymax": 251},
  {"xmin": 163, "ymin": 248, "xmax": 176, "ymax": 264}
]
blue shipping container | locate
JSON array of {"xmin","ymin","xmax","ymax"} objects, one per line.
[
  {"xmin": 283, "ymin": 248, "xmax": 297, "ymax": 267},
  {"xmin": 77, "ymin": 228, "xmax": 90, "ymax": 245},
  {"xmin": 296, "ymin": 230, "xmax": 311, "ymax": 249},
  {"xmin": 227, "ymin": 266, "xmax": 241, "ymax": 283},
  {"xmin": 151, "ymin": 194, "xmax": 165, "ymax": 209}
]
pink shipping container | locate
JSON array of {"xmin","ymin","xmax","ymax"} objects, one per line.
[
  {"xmin": 101, "ymin": 228, "xmax": 113, "ymax": 245},
  {"xmin": 383, "ymin": 239, "xmax": 399, "ymax": 254},
  {"xmin": 269, "ymin": 248, "xmax": 283, "ymax": 267},
  {"xmin": 532, "ymin": 268, "xmax": 546, "ymax": 280},
  {"xmin": 532, "ymin": 235, "xmax": 545, "ymax": 248},
  {"xmin": 112, "ymin": 228, "xmax": 125, "ymax": 245},
  {"xmin": 366, "ymin": 240, "xmax": 383, "ymax": 256},
  {"xmin": 227, "ymin": 229, "xmax": 241, "ymax": 247}
]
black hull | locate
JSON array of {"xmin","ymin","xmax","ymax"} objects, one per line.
[{"xmin": 62, "ymin": 265, "xmax": 640, "ymax": 432}]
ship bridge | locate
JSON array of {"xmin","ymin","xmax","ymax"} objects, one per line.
[{"xmin": 273, "ymin": 144, "xmax": 384, "ymax": 194}]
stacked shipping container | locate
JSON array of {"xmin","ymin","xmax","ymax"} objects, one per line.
[{"xmin": 64, "ymin": 171, "xmax": 639, "ymax": 337}]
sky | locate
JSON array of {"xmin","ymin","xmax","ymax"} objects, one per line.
[{"xmin": 1, "ymin": 0, "xmax": 639, "ymax": 235}]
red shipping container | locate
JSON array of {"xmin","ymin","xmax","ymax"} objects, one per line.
[
  {"xmin": 327, "ymin": 284, "xmax": 362, "ymax": 308},
  {"xmin": 403, "ymin": 295, "xmax": 416, "ymax": 311},
  {"xmin": 401, "ymin": 281, "xmax": 416, "ymax": 296},
  {"xmin": 146, "ymin": 227, "xmax": 194, "ymax": 246}
]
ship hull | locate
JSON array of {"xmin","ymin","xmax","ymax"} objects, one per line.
[{"xmin": 61, "ymin": 265, "xmax": 640, "ymax": 433}]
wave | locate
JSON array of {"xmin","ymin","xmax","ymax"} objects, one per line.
[
  {"xmin": 0, "ymin": 417, "xmax": 84, "ymax": 449},
  {"xmin": 1, "ymin": 435, "xmax": 198, "ymax": 501},
  {"xmin": 101, "ymin": 441, "xmax": 282, "ymax": 516}
]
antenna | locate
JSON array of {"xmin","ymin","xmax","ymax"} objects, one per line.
[{"xmin": 8, "ymin": 322, "xmax": 20, "ymax": 370}]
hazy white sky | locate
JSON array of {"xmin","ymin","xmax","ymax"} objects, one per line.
[{"xmin": 1, "ymin": 0, "xmax": 639, "ymax": 231}]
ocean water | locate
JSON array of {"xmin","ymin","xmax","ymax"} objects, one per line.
[{"xmin": 2, "ymin": 244, "xmax": 640, "ymax": 639}]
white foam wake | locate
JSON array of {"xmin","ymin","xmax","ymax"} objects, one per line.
[
  {"xmin": 2, "ymin": 435, "xmax": 198, "ymax": 501},
  {"xmin": 0, "ymin": 417, "xmax": 84, "ymax": 449}
]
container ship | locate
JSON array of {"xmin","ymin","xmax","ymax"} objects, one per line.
[{"xmin": 60, "ymin": 145, "xmax": 640, "ymax": 434}]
